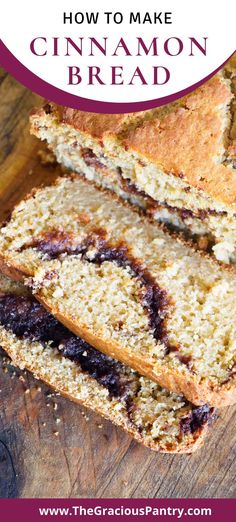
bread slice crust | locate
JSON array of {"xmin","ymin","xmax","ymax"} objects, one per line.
[
  {"xmin": 0, "ymin": 273, "xmax": 214, "ymax": 454},
  {"xmin": 0, "ymin": 175, "xmax": 236, "ymax": 407},
  {"xmin": 30, "ymin": 58, "xmax": 236, "ymax": 264},
  {"xmin": 31, "ymin": 66, "xmax": 236, "ymax": 209}
]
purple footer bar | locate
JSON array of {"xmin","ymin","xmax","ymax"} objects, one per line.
[{"xmin": 0, "ymin": 498, "xmax": 235, "ymax": 521}]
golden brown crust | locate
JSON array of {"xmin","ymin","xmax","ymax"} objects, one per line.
[
  {"xmin": 38, "ymin": 104, "xmax": 131, "ymax": 140},
  {"xmin": 122, "ymin": 77, "xmax": 235, "ymax": 208},
  {"xmin": 31, "ymin": 67, "xmax": 236, "ymax": 209},
  {"xmin": 0, "ymin": 255, "xmax": 31, "ymax": 282}
]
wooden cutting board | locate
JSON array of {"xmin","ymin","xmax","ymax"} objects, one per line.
[{"xmin": 0, "ymin": 69, "xmax": 236, "ymax": 499}]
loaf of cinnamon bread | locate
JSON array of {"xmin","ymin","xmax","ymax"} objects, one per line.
[
  {"xmin": 30, "ymin": 56, "xmax": 236, "ymax": 264},
  {"xmin": 0, "ymin": 273, "xmax": 214, "ymax": 453},
  {"xmin": 0, "ymin": 175, "xmax": 236, "ymax": 406}
]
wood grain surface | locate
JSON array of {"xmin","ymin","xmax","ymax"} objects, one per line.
[{"xmin": 0, "ymin": 69, "xmax": 236, "ymax": 499}]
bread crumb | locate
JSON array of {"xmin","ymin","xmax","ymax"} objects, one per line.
[
  {"xmin": 54, "ymin": 431, "xmax": 59, "ymax": 437},
  {"xmin": 197, "ymin": 236, "xmax": 209, "ymax": 251},
  {"xmin": 56, "ymin": 418, "xmax": 61, "ymax": 424},
  {"xmin": 37, "ymin": 149, "xmax": 57, "ymax": 166}
]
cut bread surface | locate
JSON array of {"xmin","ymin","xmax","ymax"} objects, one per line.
[
  {"xmin": 0, "ymin": 175, "xmax": 236, "ymax": 406},
  {"xmin": 30, "ymin": 58, "xmax": 236, "ymax": 263},
  {"xmin": 0, "ymin": 273, "xmax": 213, "ymax": 454}
]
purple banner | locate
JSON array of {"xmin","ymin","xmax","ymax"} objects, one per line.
[
  {"xmin": 0, "ymin": 498, "xmax": 235, "ymax": 521},
  {"xmin": 0, "ymin": 40, "xmax": 234, "ymax": 113}
]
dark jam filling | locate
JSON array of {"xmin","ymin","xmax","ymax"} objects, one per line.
[
  {"xmin": 81, "ymin": 148, "xmax": 106, "ymax": 170},
  {"xmin": 0, "ymin": 294, "xmax": 133, "ymax": 399},
  {"xmin": 0, "ymin": 292, "xmax": 213, "ymax": 436},
  {"xmin": 28, "ymin": 230, "xmax": 82, "ymax": 259},
  {"xmin": 28, "ymin": 229, "xmax": 171, "ymax": 348},
  {"xmin": 60, "ymin": 337, "xmax": 137, "ymax": 399},
  {"xmin": 180, "ymin": 405, "xmax": 214, "ymax": 435},
  {"xmin": 20, "ymin": 229, "xmax": 197, "ymax": 369},
  {"xmin": 79, "ymin": 148, "xmax": 228, "ymax": 221},
  {"xmin": 0, "ymin": 294, "xmax": 68, "ymax": 345}
]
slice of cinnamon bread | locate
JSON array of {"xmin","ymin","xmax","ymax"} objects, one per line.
[
  {"xmin": 0, "ymin": 273, "xmax": 214, "ymax": 453},
  {"xmin": 0, "ymin": 175, "xmax": 236, "ymax": 406},
  {"xmin": 30, "ymin": 57, "xmax": 236, "ymax": 264}
]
